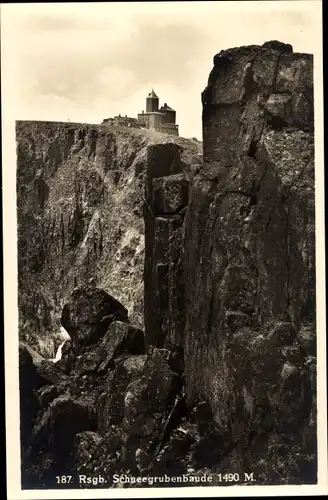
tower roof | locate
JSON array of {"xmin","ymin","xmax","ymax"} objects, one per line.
[
  {"xmin": 147, "ymin": 89, "xmax": 158, "ymax": 99},
  {"xmin": 159, "ymin": 103, "xmax": 175, "ymax": 111}
]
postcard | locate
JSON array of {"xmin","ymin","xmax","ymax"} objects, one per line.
[{"xmin": 2, "ymin": 1, "xmax": 327, "ymax": 498}]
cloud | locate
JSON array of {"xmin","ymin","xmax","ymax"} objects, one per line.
[
  {"xmin": 17, "ymin": 18, "xmax": 209, "ymax": 93},
  {"xmin": 15, "ymin": 14, "xmax": 211, "ymax": 136},
  {"xmin": 20, "ymin": 14, "xmax": 96, "ymax": 31},
  {"xmin": 8, "ymin": 1, "xmax": 319, "ymax": 139}
]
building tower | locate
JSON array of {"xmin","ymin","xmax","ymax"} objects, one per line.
[
  {"xmin": 159, "ymin": 103, "xmax": 176, "ymax": 124},
  {"xmin": 146, "ymin": 89, "xmax": 159, "ymax": 112}
]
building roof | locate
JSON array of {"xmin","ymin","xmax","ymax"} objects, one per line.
[
  {"xmin": 147, "ymin": 89, "xmax": 158, "ymax": 99},
  {"xmin": 159, "ymin": 103, "xmax": 175, "ymax": 112}
]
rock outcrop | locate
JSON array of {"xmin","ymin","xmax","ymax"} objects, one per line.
[
  {"xmin": 144, "ymin": 143, "xmax": 193, "ymax": 349},
  {"xmin": 144, "ymin": 41, "xmax": 316, "ymax": 483},
  {"xmin": 61, "ymin": 286, "xmax": 129, "ymax": 353},
  {"xmin": 18, "ymin": 41, "xmax": 316, "ymax": 488}
]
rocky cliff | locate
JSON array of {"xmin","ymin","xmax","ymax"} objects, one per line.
[
  {"xmin": 18, "ymin": 41, "xmax": 316, "ymax": 489},
  {"xmin": 143, "ymin": 41, "xmax": 316, "ymax": 483},
  {"xmin": 181, "ymin": 40, "xmax": 316, "ymax": 480},
  {"xmin": 16, "ymin": 122, "xmax": 202, "ymax": 356}
]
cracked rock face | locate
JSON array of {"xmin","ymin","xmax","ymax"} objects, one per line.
[
  {"xmin": 144, "ymin": 143, "xmax": 195, "ymax": 349},
  {"xmin": 143, "ymin": 41, "xmax": 316, "ymax": 483},
  {"xmin": 182, "ymin": 42, "xmax": 316, "ymax": 481}
]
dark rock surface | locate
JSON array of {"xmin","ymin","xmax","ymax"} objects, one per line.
[
  {"xmin": 192, "ymin": 42, "xmax": 314, "ymax": 483},
  {"xmin": 144, "ymin": 144, "xmax": 192, "ymax": 348},
  {"xmin": 19, "ymin": 343, "xmax": 47, "ymax": 458},
  {"xmin": 144, "ymin": 42, "xmax": 316, "ymax": 484},
  {"xmin": 61, "ymin": 286, "xmax": 129, "ymax": 352},
  {"xmin": 18, "ymin": 41, "xmax": 316, "ymax": 488},
  {"xmin": 97, "ymin": 354, "xmax": 147, "ymax": 433}
]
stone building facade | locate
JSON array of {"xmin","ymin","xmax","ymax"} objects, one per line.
[
  {"xmin": 137, "ymin": 90, "xmax": 179, "ymax": 136},
  {"xmin": 103, "ymin": 90, "xmax": 179, "ymax": 136},
  {"xmin": 102, "ymin": 115, "xmax": 141, "ymax": 129}
]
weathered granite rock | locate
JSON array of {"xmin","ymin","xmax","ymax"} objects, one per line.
[
  {"xmin": 97, "ymin": 355, "xmax": 147, "ymax": 433},
  {"xmin": 73, "ymin": 430, "xmax": 124, "ymax": 481},
  {"xmin": 37, "ymin": 359, "xmax": 70, "ymax": 385},
  {"xmin": 142, "ymin": 41, "xmax": 316, "ymax": 483},
  {"xmin": 61, "ymin": 286, "xmax": 129, "ymax": 352},
  {"xmin": 68, "ymin": 320, "xmax": 145, "ymax": 377},
  {"xmin": 297, "ymin": 323, "xmax": 316, "ymax": 357},
  {"xmin": 74, "ymin": 351, "xmax": 100, "ymax": 374},
  {"xmin": 262, "ymin": 40, "xmax": 293, "ymax": 53},
  {"xmin": 74, "ymin": 431, "xmax": 103, "ymax": 465},
  {"xmin": 144, "ymin": 145, "xmax": 192, "ymax": 348},
  {"xmin": 96, "ymin": 321, "xmax": 145, "ymax": 372},
  {"xmin": 121, "ymin": 348, "xmax": 182, "ymax": 470},
  {"xmin": 181, "ymin": 42, "xmax": 316, "ymax": 481},
  {"xmin": 151, "ymin": 174, "xmax": 190, "ymax": 214}
]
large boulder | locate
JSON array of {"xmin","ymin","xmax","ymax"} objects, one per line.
[
  {"xmin": 37, "ymin": 359, "xmax": 70, "ymax": 385},
  {"xmin": 121, "ymin": 348, "xmax": 182, "ymax": 471},
  {"xmin": 71, "ymin": 321, "xmax": 145, "ymax": 376},
  {"xmin": 25, "ymin": 394, "xmax": 97, "ymax": 485},
  {"xmin": 61, "ymin": 286, "xmax": 129, "ymax": 352},
  {"xmin": 97, "ymin": 355, "xmax": 147, "ymax": 434},
  {"xmin": 96, "ymin": 321, "xmax": 145, "ymax": 372}
]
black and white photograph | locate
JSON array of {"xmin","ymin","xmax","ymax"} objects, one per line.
[{"xmin": 2, "ymin": 1, "xmax": 327, "ymax": 497}]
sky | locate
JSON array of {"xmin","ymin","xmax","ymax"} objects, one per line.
[{"xmin": 2, "ymin": 1, "xmax": 322, "ymax": 140}]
